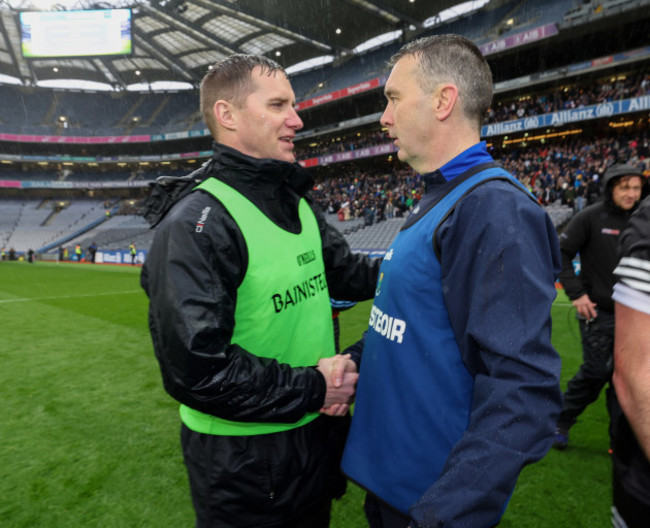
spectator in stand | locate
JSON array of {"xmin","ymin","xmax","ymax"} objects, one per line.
[
  {"xmin": 553, "ymin": 164, "xmax": 647, "ymax": 450},
  {"xmin": 575, "ymin": 175, "xmax": 586, "ymax": 212},
  {"xmin": 587, "ymin": 173, "xmax": 602, "ymax": 205},
  {"xmin": 560, "ymin": 181, "xmax": 576, "ymax": 209}
]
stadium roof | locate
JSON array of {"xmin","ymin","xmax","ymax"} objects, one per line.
[{"xmin": 0, "ymin": 0, "xmax": 472, "ymax": 90}]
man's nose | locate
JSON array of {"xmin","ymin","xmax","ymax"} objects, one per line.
[
  {"xmin": 288, "ymin": 107, "xmax": 304, "ymax": 130},
  {"xmin": 380, "ymin": 106, "xmax": 392, "ymax": 127}
]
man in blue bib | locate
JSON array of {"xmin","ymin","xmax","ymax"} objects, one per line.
[{"xmin": 341, "ymin": 35, "xmax": 563, "ymax": 528}]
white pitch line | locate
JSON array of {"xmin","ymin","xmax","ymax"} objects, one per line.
[{"xmin": 0, "ymin": 290, "xmax": 142, "ymax": 304}]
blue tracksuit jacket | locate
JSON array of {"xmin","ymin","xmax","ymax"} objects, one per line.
[{"xmin": 342, "ymin": 142, "xmax": 562, "ymax": 528}]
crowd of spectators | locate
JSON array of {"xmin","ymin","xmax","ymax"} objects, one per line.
[
  {"xmin": 296, "ymin": 71, "xmax": 649, "ymax": 161},
  {"xmin": 485, "ymin": 71, "xmax": 649, "ymax": 125},
  {"xmin": 310, "ymin": 132, "xmax": 650, "ymax": 226},
  {"xmin": 297, "ymin": 130, "xmax": 387, "ymax": 160},
  {"xmin": 312, "ymin": 165, "xmax": 424, "ymax": 226}
]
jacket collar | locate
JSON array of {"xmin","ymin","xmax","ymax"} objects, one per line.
[
  {"xmin": 423, "ymin": 141, "xmax": 492, "ymax": 192},
  {"xmin": 143, "ymin": 142, "xmax": 314, "ymax": 227},
  {"xmin": 211, "ymin": 142, "xmax": 314, "ymax": 196}
]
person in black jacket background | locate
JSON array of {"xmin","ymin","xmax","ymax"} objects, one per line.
[
  {"xmin": 141, "ymin": 55, "xmax": 379, "ymax": 528},
  {"xmin": 553, "ymin": 163, "xmax": 646, "ymax": 450}
]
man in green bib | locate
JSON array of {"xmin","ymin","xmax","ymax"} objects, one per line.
[{"xmin": 141, "ymin": 54, "xmax": 379, "ymax": 528}]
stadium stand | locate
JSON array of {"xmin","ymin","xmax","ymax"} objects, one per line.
[
  {"xmin": 343, "ymin": 217, "xmax": 407, "ymax": 252},
  {"xmin": 0, "ymin": 199, "xmax": 106, "ymax": 250},
  {"xmin": 0, "ymin": 0, "xmax": 648, "ymax": 259},
  {"xmin": 65, "ymin": 214, "xmax": 152, "ymax": 252}
]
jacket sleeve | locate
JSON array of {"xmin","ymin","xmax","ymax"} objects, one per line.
[
  {"xmin": 409, "ymin": 182, "xmax": 563, "ymax": 528},
  {"xmin": 141, "ymin": 191, "xmax": 326, "ymax": 423},
  {"xmin": 310, "ymin": 201, "xmax": 381, "ymax": 301},
  {"xmin": 557, "ymin": 210, "xmax": 590, "ymax": 300}
]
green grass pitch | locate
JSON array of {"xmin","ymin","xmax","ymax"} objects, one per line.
[{"xmin": 0, "ymin": 261, "xmax": 611, "ymax": 527}]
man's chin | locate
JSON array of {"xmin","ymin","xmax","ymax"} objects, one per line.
[
  {"xmin": 267, "ymin": 151, "xmax": 295, "ymax": 163},
  {"xmin": 281, "ymin": 151, "xmax": 296, "ymax": 163}
]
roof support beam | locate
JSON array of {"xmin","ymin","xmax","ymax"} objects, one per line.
[
  {"xmin": 141, "ymin": 3, "xmax": 237, "ymax": 57},
  {"xmin": 194, "ymin": 0, "xmax": 339, "ymax": 54},
  {"xmin": 0, "ymin": 9, "xmax": 34, "ymax": 85},
  {"xmin": 132, "ymin": 25, "xmax": 198, "ymax": 83}
]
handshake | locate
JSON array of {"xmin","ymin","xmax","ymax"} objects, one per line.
[{"xmin": 316, "ymin": 354, "xmax": 359, "ymax": 417}]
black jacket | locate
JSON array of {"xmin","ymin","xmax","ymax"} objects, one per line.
[
  {"xmin": 558, "ymin": 197, "xmax": 638, "ymax": 313},
  {"xmin": 141, "ymin": 143, "xmax": 379, "ymax": 526},
  {"xmin": 141, "ymin": 142, "xmax": 379, "ymax": 422}
]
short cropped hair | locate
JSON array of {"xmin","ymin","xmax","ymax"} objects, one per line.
[
  {"xmin": 390, "ymin": 34, "xmax": 493, "ymax": 131},
  {"xmin": 200, "ymin": 54, "xmax": 287, "ymax": 139}
]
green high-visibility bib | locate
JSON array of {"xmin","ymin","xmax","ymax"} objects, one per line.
[{"xmin": 180, "ymin": 177, "xmax": 335, "ymax": 436}]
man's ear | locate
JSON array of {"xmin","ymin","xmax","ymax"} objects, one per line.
[
  {"xmin": 214, "ymin": 100, "xmax": 237, "ymax": 131},
  {"xmin": 433, "ymin": 84, "xmax": 458, "ymax": 121}
]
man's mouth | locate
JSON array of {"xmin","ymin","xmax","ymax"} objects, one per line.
[{"xmin": 280, "ymin": 136, "xmax": 294, "ymax": 145}]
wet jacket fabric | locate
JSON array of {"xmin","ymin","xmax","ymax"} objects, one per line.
[
  {"xmin": 342, "ymin": 142, "xmax": 563, "ymax": 528},
  {"xmin": 140, "ymin": 142, "xmax": 379, "ymax": 525}
]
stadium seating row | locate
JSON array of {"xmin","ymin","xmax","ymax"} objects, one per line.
[{"xmin": 1, "ymin": 196, "xmax": 574, "ymax": 256}]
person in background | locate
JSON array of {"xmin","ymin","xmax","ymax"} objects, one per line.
[
  {"xmin": 553, "ymin": 164, "xmax": 646, "ymax": 450},
  {"xmin": 330, "ymin": 298, "xmax": 358, "ymax": 354},
  {"xmin": 574, "ymin": 175, "xmax": 586, "ymax": 212},
  {"xmin": 129, "ymin": 243, "xmax": 137, "ymax": 265},
  {"xmin": 74, "ymin": 243, "xmax": 82, "ymax": 262},
  {"xmin": 587, "ymin": 173, "xmax": 602, "ymax": 205},
  {"xmin": 88, "ymin": 242, "xmax": 98, "ymax": 264},
  {"xmin": 341, "ymin": 34, "xmax": 562, "ymax": 528},
  {"xmin": 611, "ymin": 195, "xmax": 650, "ymax": 528},
  {"xmin": 141, "ymin": 54, "xmax": 379, "ymax": 528}
]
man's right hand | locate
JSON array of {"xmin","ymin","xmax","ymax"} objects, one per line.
[
  {"xmin": 316, "ymin": 354, "xmax": 358, "ymax": 416},
  {"xmin": 572, "ymin": 293, "xmax": 598, "ymax": 321}
]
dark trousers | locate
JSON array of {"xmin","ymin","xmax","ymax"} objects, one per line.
[
  {"xmin": 279, "ymin": 499, "xmax": 331, "ymax": 528},
  {"xmin": 181, "ymin": 415, "xmax": 348, "ymax": 528},
  {"xmin": 364, "ymin": 493, "xmax": 410, "ymax": 528},
  {"xmin": 363, "ymin": 492, "xmax": 500, "ymax": 528},
  {"xmin": 611, "ymin": 396, "xmax": 650, "ymax": 528},
  {"xmin": 557, "ymin": 310, "xmax": 615, "ymax": 431}
]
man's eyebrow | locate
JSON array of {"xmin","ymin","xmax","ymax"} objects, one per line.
[
  {"xmin": 269, "ymin": 96, "xmax": 292, "ymax": 104},
  {"xmin": 384, "ymin": 87, "xmax": 398, "ymax": 98}
]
